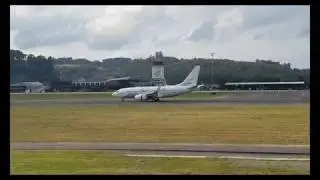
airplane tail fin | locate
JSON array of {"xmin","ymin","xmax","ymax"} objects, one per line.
[{"xmin": 178, "ymin": 65, "xmax": 200, "ymax": 87}]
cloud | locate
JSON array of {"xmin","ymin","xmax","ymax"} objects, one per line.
[
  {"xmin": 184, "ymin": 21, "xmax": 215, "ymax": 42},
  {"xmin": 10, "ymin": 5, "xmax": 310, "ymax": 68}
]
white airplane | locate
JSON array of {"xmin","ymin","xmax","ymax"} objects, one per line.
[{"xmin": 112, "ymin": 65, "xmax": 202, "ymax": 102}]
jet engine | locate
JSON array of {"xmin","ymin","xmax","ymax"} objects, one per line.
[{"xmin": 134, "ymin": 94, "xmax": 148, "ymax": 101}]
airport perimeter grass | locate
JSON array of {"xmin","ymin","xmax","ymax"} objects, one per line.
[
  {"xmin": 11, "ymin": 150, "xmax": 309, "ymax": 174},
  {"xmin": 10, "ymin": 92, "xmax": 220, "ymax": 100},
  {"xmin": 10, "ymin": 105, "xmax": 309, "ymax": 145},
  {"xmin": 10, "ymin": 93, "xmax": 115, "ymax": 100}
]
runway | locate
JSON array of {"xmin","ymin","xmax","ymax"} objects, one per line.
[
  {"xmin": 11, "ymin": 142, "xmax": 310, "ymax": 156},
  {"xmin": 10, "ymin": 90, "xmax": 309, "ymax": 106},
  {"xmin": 10, "ymin": 97, "xmax": 309, "ymax": 106},
  {"xmin": 11, "ymin": 142, "xmax": 310, "ymax": 174},
  {"xmin": 10, "ymin": 90, "xmax": 310, "ymax": 95}
]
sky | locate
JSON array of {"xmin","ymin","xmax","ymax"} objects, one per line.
[{"xmin": 10, "ymin": 5, "xmax": 310, "ymax": 68}]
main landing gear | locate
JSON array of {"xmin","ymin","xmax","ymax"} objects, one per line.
[
  {"xmin": 153, "ymin": 98, "xmax": 160, "ymax": 102},
  {"xmin": 121, "ymin": 97, "xmax": 159, "ymax": 102}
]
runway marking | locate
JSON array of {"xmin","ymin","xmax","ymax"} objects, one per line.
[
  {"xmin": 125, "ymin": 154, "xmax": 310, "ymax": 161},
  {"xmin": 216, "ymin": 156, "xmax": 310, "ymax": 161},
  {"xmin": 126, "ymin": 154, "xmax": 208, "ymax": 158}
]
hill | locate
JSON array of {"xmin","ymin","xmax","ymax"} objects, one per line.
[{"xmin": 10, "ymin": 49, "xmax": 310, "ymax": 87}]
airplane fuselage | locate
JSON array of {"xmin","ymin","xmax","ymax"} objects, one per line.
[
  {"xmin": 113, "ymin": 85, "xmax": 193, "ymax": 99},
  {"xmin": 112, "ymin": 65, "xmax": 201, "ymax": 101}
]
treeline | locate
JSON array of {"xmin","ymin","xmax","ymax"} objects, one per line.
[{"xmin": 10, "ymin": 49, "xmax": 310, "ymax": 87}]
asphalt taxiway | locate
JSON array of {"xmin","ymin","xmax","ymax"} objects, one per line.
[
  {"xmin": 10, "ymin": 96, "xmax": 309, "ymax": 106},
  {"xmin": 11, "ymin": 142, "xmax": 310, "ymax": 156},
  {"xmin": 10, "ymin": 90, "xmax": 310, "ymax": 106}
]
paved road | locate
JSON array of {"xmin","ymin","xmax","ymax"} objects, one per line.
[{"xmin": 11, "ymin": 142, "xmax": 310, "ymax": 155}]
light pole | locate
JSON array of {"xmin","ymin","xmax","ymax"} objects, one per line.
[{"xmin": 210, "ymin": 52, "xmax": 215, "ymax": 90}]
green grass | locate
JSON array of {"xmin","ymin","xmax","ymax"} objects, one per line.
[
  {"xmin": 10, "ymin": 150, "xmax": 310, "ymax": 175},
  {"xmin": 10, "ymin": 92, "xmax": 221, "ymax": 100},
  {"xmin": 10, "ymin": 105, "xmax": 309, "ymax": 144},
  {"xmin": 10, "ymin": 93, "xmax": 114, "ymax": 100}
]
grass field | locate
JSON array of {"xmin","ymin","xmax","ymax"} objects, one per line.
[
  {"xmin": 10, "ymin": 92, "xmax": 221, "ymax": 100},
  {"xmin": 10, "ymin": 105, "xmax": 309, "ymax": 144},
  {"xmin": 10, "ymin": 150, "xmax": 309, "ymax": 174}
]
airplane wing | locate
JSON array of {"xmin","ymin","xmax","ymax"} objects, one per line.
[
  {"xmin": 135, "ymin": 85, "xmax": 162, "ymax": 100},
  {"xmin": 144, "ymin": 85, "xmax": 161, "ymax": 97}
]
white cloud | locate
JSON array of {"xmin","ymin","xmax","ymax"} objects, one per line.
[{"xmin": 10, "ymin": 5, "xmax": 310, "ymax": 68}]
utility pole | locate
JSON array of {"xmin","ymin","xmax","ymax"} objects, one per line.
[{"xmin": 210, "ymin": 52, "xmax": 215, "ymax": 90}]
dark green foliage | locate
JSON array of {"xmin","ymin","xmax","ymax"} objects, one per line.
[{"xmin": 10, "ymin": 49, "xmax": 309, "ymax": 87}]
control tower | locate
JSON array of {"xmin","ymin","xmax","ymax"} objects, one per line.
[{"xmin": 151, "ymin": 51, "xmax": 166, "ymax": 85}]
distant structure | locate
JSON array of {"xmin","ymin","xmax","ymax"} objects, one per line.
[
  {"xmin": 47, "ymin": 77, "xmax": 142, "ymax": 92},
  {"xmin": 10, "ymin": 82, "xmax": 46, "ymax": 93},
  {"xmin": 223, "ymin": 81, "xmax": 306, "ymax": 90},
  {"xmin": 151, "ymin": 51, "xmax": 166, "ymax": 86}
]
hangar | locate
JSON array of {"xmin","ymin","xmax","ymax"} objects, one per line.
[{"xmin": 71, "ymin": 77, "xmax": 141, "ymax": 91}]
